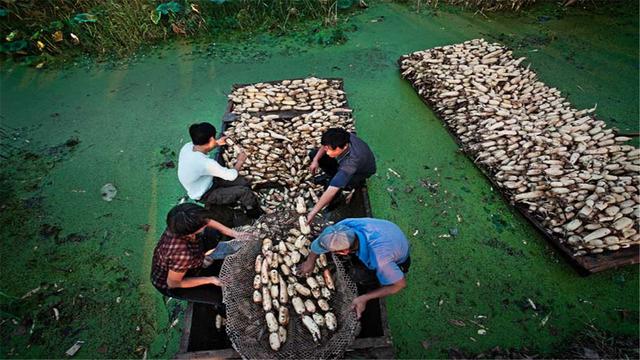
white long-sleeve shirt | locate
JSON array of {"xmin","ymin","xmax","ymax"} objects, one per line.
[{"xmin": 177, "ymin": 142, "xmax": 238, "ymax": 200}]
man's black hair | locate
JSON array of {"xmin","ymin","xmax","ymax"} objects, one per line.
[
  {"xmin": 189, "ymin": 122, "xmax": 217, "ymax": 146},
  {"xmin": 166, "ymin": 203, "xmax": 209, "ymax": 237},
  {"xmin": 321, "ymin": 128, "xmax": 350, "ymax": 149}
]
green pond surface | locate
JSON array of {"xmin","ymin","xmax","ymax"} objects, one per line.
[{"xmin": 1, "ymin": 1, "xmax": 638, "ymax": 358}]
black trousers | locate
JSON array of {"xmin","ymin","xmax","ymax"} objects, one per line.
[
  {"xmin": 157, "ymin": 228, "xmax": 225, "ymax": 312},
  {"xmin": 308, "ymin": 148, "xmax": 369, "ymax": 189},
  {"xmin": 199, "ymin": 176, "xmax": 258, "ymax": 210}
]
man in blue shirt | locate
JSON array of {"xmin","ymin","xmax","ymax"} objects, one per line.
[
  {"xmin": 298, "ymin": 218, "xmax": 410, "ymax": 319},
  {"xmin": 307, "ymin": 128, "xmax": 376, "ymax": 224}
]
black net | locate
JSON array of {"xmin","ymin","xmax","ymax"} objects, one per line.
[{"xmin": 220, "ymin": 212, "xmax": 360, "ymax": 359}]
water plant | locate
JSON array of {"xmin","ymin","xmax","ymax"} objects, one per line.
[{"xmin": 0, "ymin": 0, "xmax": 361, "ymax": 64}]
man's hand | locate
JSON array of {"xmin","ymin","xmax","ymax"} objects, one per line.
[
  {"xmin": 310, "ymin": 160, "xmax": 319, "ymax": 175},
  {"xmin": 234, "ymin": 151, "xmax": 248, "ymax": 171},
  {"xmin": 216, "ymin": 136, "xmax": 228, "ymax": 146},
  {"xmin": 306, "ymin": 211, "xmax": 316, "ymax": 225},
  {"xmin": 237, "ymin": 151, "xmax": 248, "ymax": 162},
  {"xmin": 210, "ymin": 276, "xmax": 224, "ymax": 287},
  {"xmin": 296, "ymin": 258, "xmax": 315, "ymax": 276},
  {"xmin": 351, "ymin": 296, "xmax": 368, "ymax": 319}
]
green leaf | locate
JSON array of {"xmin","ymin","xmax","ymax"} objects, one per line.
[
  {"xmin": 5, "ymin": 30, "xmax": 17, "ymax": 41},
  {"xmin": 150, "ymin": 9, "xmax": 161, "ymax": 24},
  {"xmin": 49, "ymin": 20, "xmax": 64, "ymax": 31},
  {"xmin": 156, "ymin": 2, "xmax": 182, "ymax": 15},
  {"xmin": 73, "ymin": 13, "xmax": 97, "ymax": 23},
  {"xmin": 30, "ymin": 30, "xmax": 41, "ymax": 40}
]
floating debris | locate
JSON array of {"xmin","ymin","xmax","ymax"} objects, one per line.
[
  {"xmin": 100, "ymin": 183, "xmax": 117, "ymax": 202},
  {"xmin": 65, "ymin": 340, "xmax": 84, "ymax": 357},
  {"xmin": 21, "ymin": 287, "xmax": 41, "ymax": 299},
  {"xmin": 540, "ymin": 313, "xmax": 550, "ymax": 327},
  {"xmin": 388, "ymin": 168, "xmax": 402, "ymax": 178},
  {"xmin": 449, "ymin": 227, "xmax": 459, "ymax": 237}
]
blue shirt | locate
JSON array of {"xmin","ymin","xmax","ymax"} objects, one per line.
[
  {"xmin": 329, "ymin": 133, "xmax": 376, "ymax": 188},
  {"xmin": 338, "ymin": 218, "xmax": 410, "ymax": 285}
]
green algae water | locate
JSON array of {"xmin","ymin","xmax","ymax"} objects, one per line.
[{"xmin": 0, "ymin": 2, "xmax": 638, "ymax": 358}]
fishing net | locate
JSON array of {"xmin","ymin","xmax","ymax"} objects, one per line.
[{"xmin": 220, "ymin": 212, "xmax": 361, "ymax": 359}]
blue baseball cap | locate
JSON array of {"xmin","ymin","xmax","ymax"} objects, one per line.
[{"xmin": 310, "ymin": 224, "xmax": 356, "ymax": 255}]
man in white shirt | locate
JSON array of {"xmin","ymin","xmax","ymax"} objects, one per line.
[{"xmin": 178, "ymin": 122, "xmax": 261, "ymax": 217}]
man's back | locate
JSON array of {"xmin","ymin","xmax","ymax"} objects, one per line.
[
  {"xmin": 339, "ymin": 218, "xmax": 409, "ymax": 263},
  {"xmin": 340, "ymin": 133, "xmax": 376, "ymax": 177},
  {"xmin": 178, "ymin": 142, "xmax": 237, "ymax": 200},
  {"xmin": 340, "ymin": 217, "xmax": 409, "ymax": 286}
]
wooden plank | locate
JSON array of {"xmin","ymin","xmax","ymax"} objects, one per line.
[
  {"xmin": 344, "ymin": 346, "xmax": 395, "ymax": 359},
  {"xmin": 174, "ymin": 348, "xmax": 240, "ymax": 359},
  {"xmin": 179, "ymin": 302, "xmax": 195, "ymax": 354},
  {"xmin": 349, "ymin": 337, "xmax": 393, "ymax": 350},
  {"xmin": 378, "ymin": 298, "xmax": 391, "ymax": 339},
  {"xmin": 397, "ymin": 56, "xmax": 639, "ymax": 274}
]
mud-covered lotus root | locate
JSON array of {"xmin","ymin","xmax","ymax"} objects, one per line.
[{"xmin": 399, "ymin": 38, "xmax": 639, "ymax": 256}]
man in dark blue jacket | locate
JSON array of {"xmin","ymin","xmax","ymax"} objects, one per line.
[{"xmin": 307, "ymin": 128, "xmax": 376, "ymax": 223}]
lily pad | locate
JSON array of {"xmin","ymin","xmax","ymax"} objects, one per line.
[
  {"xmin": 73, "ymin": 13, "xmax": 97, "ymax": 23},
  {"xmin": 156, "ymin": 2, "xmax": 181, "ymax": 15},
  {"xmin": 209, "ymin": 0, "xmax": 227, "ymax": 4}
]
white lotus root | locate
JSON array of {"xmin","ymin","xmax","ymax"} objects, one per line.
[
  {"xmin": 215, "ymin": 314, "xmax": 224, "ymax": 330},
  {"xmin": 237, "ymin": 79, "xmax": 349, "ymax": 350},
  {"xmin": 253, "ymin": 220, "xmax": 339, "ymax": 351},
  {"xmin": 302, "ymin": 315, "xmax": 321, "ymax": 342},
  {"xmin": 299, "ymin": 216, "xmax": 311, "ymax": 235},
  {"xmin": 269, "ymin": 332, "xmax": 281, "ymax": 351},
  {"xmin": 223, "ymin": 79, "xmax": 356, "ymax": 214},
  {"xmin": 399, "ymin": 38, "xmax": 639, "ymax": 256},
  {"xmin": 325, "ymin": 312, "xmax": 337, "ymax": 331},
  {"xmin": 265, "ymin": 312, "xmax": 278, "ymax": 333}
]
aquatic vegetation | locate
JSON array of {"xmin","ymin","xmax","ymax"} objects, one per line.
[
  {"xmin": 0, "ymin": 0, "xmax": 362, "ymax": 65},
  {"xmin": 394, "ymin": 0, "xmax": 606, "ymax": 12}
]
